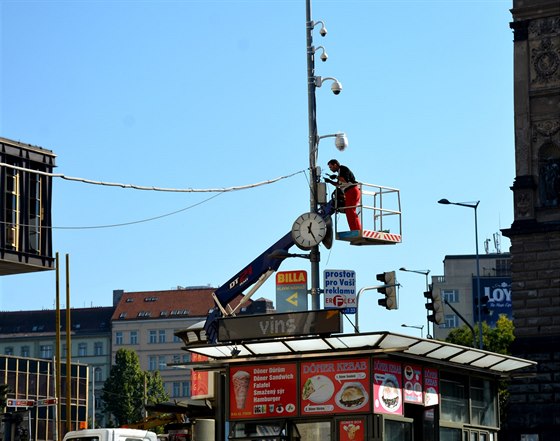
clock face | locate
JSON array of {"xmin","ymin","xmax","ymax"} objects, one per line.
[{"xmin": 291, "ymin": 212, "xmax": 328, "ymax": 249}]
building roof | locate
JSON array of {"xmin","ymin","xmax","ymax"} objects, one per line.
[
  {"xmin": 0, "ymin": 307, "xmax": 114, "ymax": 336},
  {"xmin": 112, "ymin": 287, "xmax": 239, "ymax": 321}
]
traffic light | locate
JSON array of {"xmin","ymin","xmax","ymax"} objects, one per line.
[
  {"xmin": 0, "ymin": 383, "xmax": 9, "ymax": 408},
  {"xmin": 474, "ymin": 294, "xmax": 490, "ymax": 320},
  {"xmin": 424, "ymin": 290, "xmax": 444, "ymax": 325},
  {"xmin": 376, "ymin": 271, "xmax": 398, "ymax": 310}
]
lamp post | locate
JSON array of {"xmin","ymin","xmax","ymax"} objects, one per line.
[
  {"xmin": 438, "ymin": 198, "xmax": 483, "ymax": 349},
  {"xmin": 305, "ymin": 0, "xmax": 343, "ymax": 310},
  {"xmin": 401, "ymin": 323, "xmax": 424, "ymax": 338},
  {"xmin": 399, "ymin": 268, "xmax": 431, "ymax": 337}
]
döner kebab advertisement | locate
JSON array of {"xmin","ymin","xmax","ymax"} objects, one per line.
[
  {"xmin": 373, "ymin": 359, "xmax": 403, "ymax": 415},
  {"xmin": 300, "ymin": 358, "xmax": 370, "ymax": 415},
  {"xmin": 229, "ymin": 363, "xmax": 298, "ymax": 420},
  {"xmin": 228, "ymin": 358, "xmax": 439, "ymax": 420}
]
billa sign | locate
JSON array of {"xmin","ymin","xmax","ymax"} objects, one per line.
[
  {"xmin": 229, "ymin": 363, "xmax": 298, "ymax": 420},
  {"xmin": 276, "ymin": 270, "xmax": 308, "ymax": 312},
  {"xmin": 218, "ymin": 309, "xmax": 342, "ymax": 342}
]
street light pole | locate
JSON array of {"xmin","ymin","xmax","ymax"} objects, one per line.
[
  {"xmin": 401, "ymin": 324, "xmax": 424, "ymax": 338},
  {"xmin": 438, "ymin": 199, "xmax": 483, "ymax": 349},
  {"xmin": 399, "ymin": 268, "xmax": 431, "ymax": 337},
  {"xmin": 306, "ymin": 0, "xmax": 321, "ymax": 310}
]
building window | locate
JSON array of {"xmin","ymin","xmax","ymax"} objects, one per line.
[
  {"xmin": 183, "ymin": 353, "xmax": 191, "ymax": 363},
  {"xmin": 115, "ymin": 332, "xmax": 123, "ymax": 345},
  {"xmin": 4, "ymin": 165, "xmax": 20, "ymax": 250},
  {"xmin": 95, "ymin": 367, "xmax": 103, "ymax": 382},
  {"xmin": 442, "ymin": 289, "xmax": 459, "ymax": 303},
  {"xmin": 130, "ymin": 331, "xmax": 138, "ymax": 345},
  {"xmin": 470, "ymin": 378, "xmax": 497, "ymax": 427},
  {"xmin": 78, "ymin": 343, "xmax": 87, "ymax": 356},
  {"xmin": 158, "ymin": 356, "xmax": 166, "ymax": 370},
  {"xmin": 173, "ymin": 332, "xmax": 181, "ymax": 343},
  {"xmin": 149, "ymin": 330, "xmax": 157, "ymax": 343},
  {"xmin": 182, "ymin": 381, "xmax": 190, "ymax": 397},
  {"xmin": 442, "ymin": 314, "xmax": 458, "ymax": 329},
  {"xmin": 148, "ymin": 356, "xmax": 157, "ymax": 371},
  {"xmin": 20, "ymin": 346, "xmax": 30, "ymax": 357},
  {"xmin": 94, "ymin": 342, "xmax": 103, "ymax": 356},
  {"xmin": 158, "ymin": 330, "xmax": 166, "ymax": 343},
  {"xmin": 5, "ymin": 347, "xmax": 14, "ymax": 355},
  {"xmin": 495, "ymin": 259, "xmax": 511, "ymax": 277},
  {"xmin": 172, "ymin": 382, "xmax": 181, "ymax": 398},
  {"xmin": 27, "ymin": 172, "xmax": 42, "ymax": 253},
  {"xmin": 40, "ymin": 345, "xmax": 53, "ymax": 359}
]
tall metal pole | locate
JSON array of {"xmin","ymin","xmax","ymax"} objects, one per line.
[
  {"xmin": 306, "ymin": 0, "xmax": 321, "ymax": 310},
  {"xmin": 474, "ymin": 204, "xmax": 483, "ymax": 349}
]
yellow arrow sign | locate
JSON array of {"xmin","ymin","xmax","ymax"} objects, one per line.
[{"xmin": 287, "ymin": 292, "xmax": 299, "ymax": 306}]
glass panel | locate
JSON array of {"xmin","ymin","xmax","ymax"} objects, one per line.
[
  {"xmin": 470, "ymin": 432, "xmax": 479, "ymax": 441},
  {"xmin": 385, "ymin": 420, "xmax": 412, "ymax": 441},
  {"xmin": 440, "ymin": 427, "xmax": 462, "ymax": 441},
  {"xmin": 440, "ymin": 374, "xmax": 468, "ymax": 423},
  {"xmin": 296, "ymin": 421, "xmax": 330, "ymax": 441},
  {"xmin": 470, "ymin": 378, "xmax": 496, "ymax": 427}
]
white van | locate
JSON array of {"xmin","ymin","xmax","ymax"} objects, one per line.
[{"xmin": 63, "ymin": 428, "xmax": 158, "ymax": 441}]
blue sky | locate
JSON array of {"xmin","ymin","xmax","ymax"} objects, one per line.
[{"xmin": 0, "ymin": 0, "xmax": 515, "ymax": 336}]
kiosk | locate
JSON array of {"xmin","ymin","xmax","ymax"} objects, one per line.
[{"xmin": 178, "ymin": 315, "xmax": 536, "ymax": 441}]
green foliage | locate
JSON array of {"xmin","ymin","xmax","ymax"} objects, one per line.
[
  {"xmin": 445, "ymin": 314, "xmax": 514, "ymax": 355},
  {"xmin": 101, "ymin": 349, "xmax": 169, "ymax": 426}
]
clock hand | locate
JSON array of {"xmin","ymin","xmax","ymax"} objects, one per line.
[{"xmin": 307, "ymin": 223, "xmax": 317, "ymax": 240}]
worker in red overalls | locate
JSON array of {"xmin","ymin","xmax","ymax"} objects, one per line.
[{"xmin": 326, "ymin": 159, "xmax": 361, "ymax": 231}]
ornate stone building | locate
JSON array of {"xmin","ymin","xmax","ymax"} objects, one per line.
[{"xmin": 502, "ymin": 1, "xmax": 560, "ymax": 440}]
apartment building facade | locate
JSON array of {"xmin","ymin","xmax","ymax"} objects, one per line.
[{"xmin": 0, "ymin": 307, "xmax": 113, "ymax": 430}]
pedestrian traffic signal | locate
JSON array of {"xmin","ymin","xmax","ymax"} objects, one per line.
[
  {"xmin": 424, "ymin": 290, "xmax": 444, "ymax": 325},
  {"xmin": 376, "ymin": 271, "xmax": 398, "ymax": 310}
]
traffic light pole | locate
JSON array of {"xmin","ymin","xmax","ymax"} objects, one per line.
[
  {"xmin": 355, "ymin": 283, "xmax": 399, "ymax": 333},
  {"xmin": 444, "ymin": 299, "xmax": 477, "ymax": 347}
]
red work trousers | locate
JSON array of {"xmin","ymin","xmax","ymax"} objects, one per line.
[{"xmin": 344, "ymin": 186, "xmax": 361, "ymax": 231}]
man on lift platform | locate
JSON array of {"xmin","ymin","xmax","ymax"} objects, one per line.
[{"xmin": 326, "ymin": 159, "xmax": 361, "ymax": 231}]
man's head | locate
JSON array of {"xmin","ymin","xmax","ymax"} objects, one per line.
[{"xmin": 327, "ymin": 159, "xmax": 340, "ymax": 172}]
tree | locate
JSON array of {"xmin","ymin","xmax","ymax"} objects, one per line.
[
  {"xmin": 446, "ymin": 315, "xmax": 515, "ymax": 423},
  {"xmin": 102, "ymin": 349, "xmax": 168, "ymax": 426}
]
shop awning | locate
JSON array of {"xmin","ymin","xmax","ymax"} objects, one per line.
[{"xmin": 183, "ymin": 331, "xmax": 536, "ymax": 376}]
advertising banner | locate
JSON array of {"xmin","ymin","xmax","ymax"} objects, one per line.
[
  {"xmin": 424, "ymin": 367, "xmax": 439, "ymax": 406},
  {"xmin": 373, "ymin": 359, "xmax": 402, "ymax": 415},
  {"xmin": 300, "ymin": 358, "xmax": 370, "ymax": 415},
  {"xmin": 324, "ymin": 269, "xmax": 357, "ymax": 313},
  {"xmin": 229, "ymin": 363, "xmax": 298, "ymax": 420},
  {"xmin": 473, "ymin": 277, "xmax": 512, "ymax": 326},
  {"xmin": 402, "ymin": 363, "xmax": 423, "ymax": 404},
  {"xmin": 338, "ymin": 419, "xmax": 365, "ymax": 441},
  {"xmin": 276, "ymin": 270, "xmax": 308, "ymax": 312},
  {"xmin": 191, "ymin": 353, "xmax": 213, "ymax": 399}
]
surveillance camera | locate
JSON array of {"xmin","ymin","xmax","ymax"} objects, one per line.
[
  {"xmin": 320, "ymin": 52, "xmax": 328, "ymax": 62},
  {"xmin": 320, "ymin": 26, "xmax": 327, "ymax": 37},
  {"xmin": 331, "ymin": 81, "xmax": 342, "ymax": 95}
]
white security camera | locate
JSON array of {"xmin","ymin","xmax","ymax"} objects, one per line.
[
  {"xmin": 320, "ymin": 52, "xmax": 328, "ymax": 62},
  {"xmin": 331, "ymin": 80, "xmax": 342, "ymax": 95},
  {"xmin": 319, "ymin": 26, "xmax": 327, "ymax": 37},
  {"xmin": 335, "ymin": 133, "xmax": 348, "ymax": 151}
]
